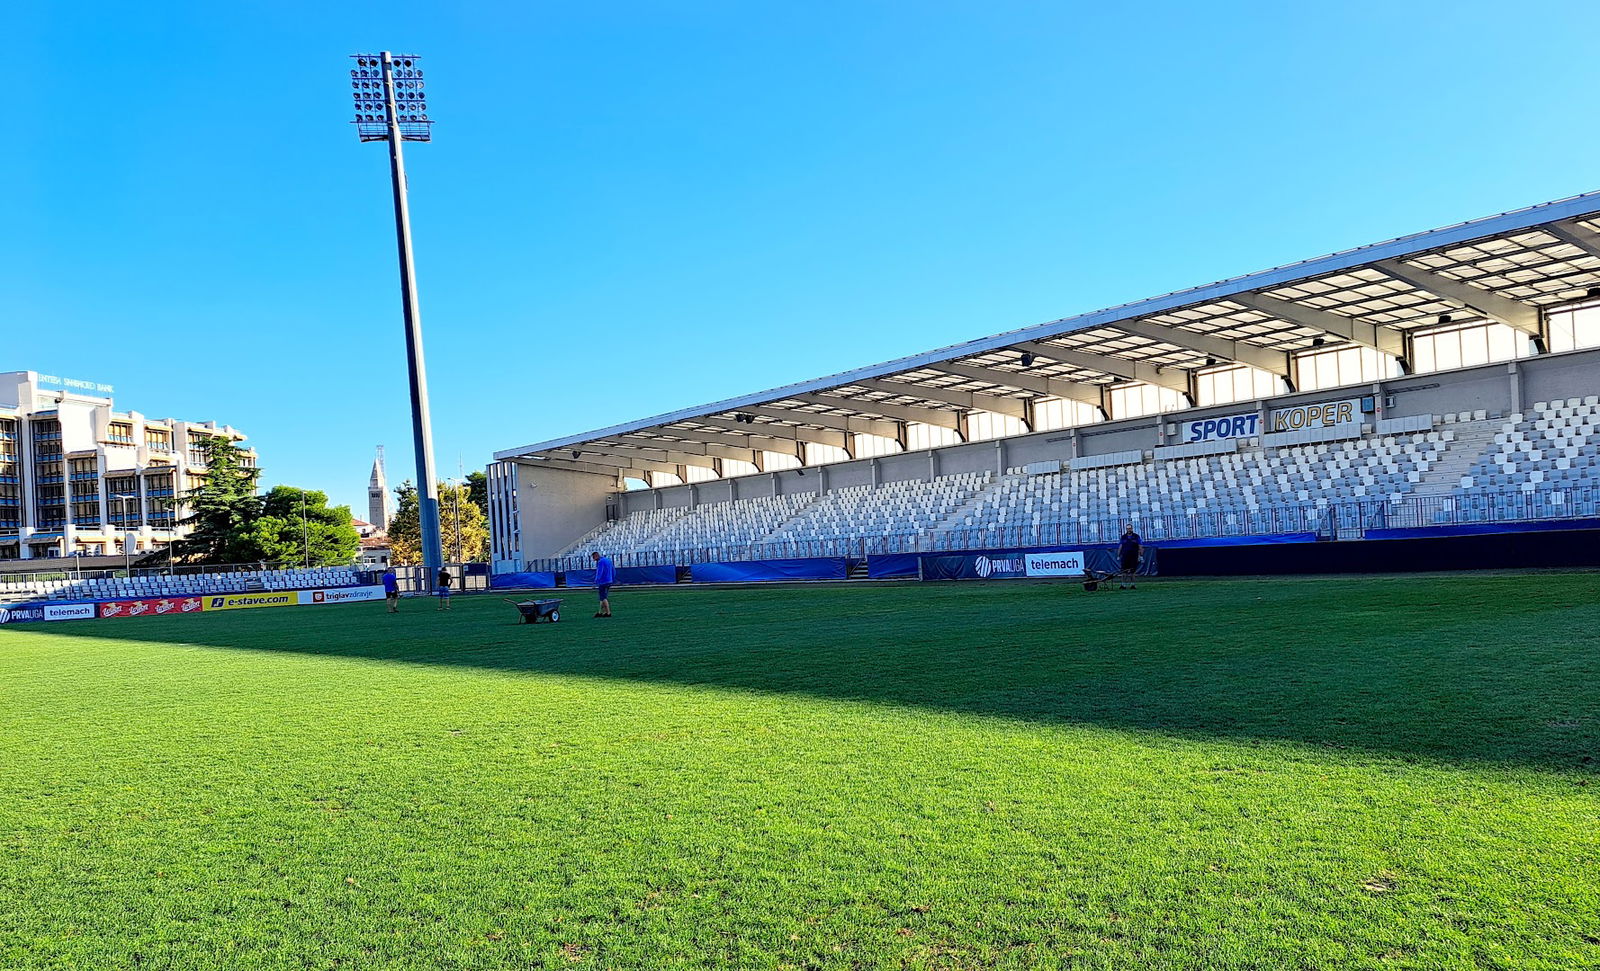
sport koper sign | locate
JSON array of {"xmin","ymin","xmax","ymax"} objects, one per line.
[{"xmin": 1270, "ymin": 398, "xmax": 1362, "ymax": 433}]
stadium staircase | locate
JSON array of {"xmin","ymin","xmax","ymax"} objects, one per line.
[{"xmin": 1412, "ymin": 419, "xmax": 1498, "ymax": 496}]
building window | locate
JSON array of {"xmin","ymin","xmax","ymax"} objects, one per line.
[
  {"xmin": 145, "ymin": 428, "xmax": 173, "ymax": 451},
  {"xmin": 903, "ymin": 423, "xmax": 958, "ymax": 452},
  {"xmin": 1108, "ymin": 384, "xmax": 1188, "ymax": 420},
  {"xmin": 1546, "ymin": 302, "xmax": 1600, "ymax": 353},
  {"xmin": 965, "ymin": 412, "xmax": 1030, "ymax": 443},
  {"xmin": 1294, "ymin": 345, "xmax": 1402, "ymax": 392},
  {"xmin": 1196, "ymin": 365, "xmax": 1283, "ymax": 408},
  {"xmin": 1030, "ymin": 397, "xmax": 1103, "ymax": 433},
  {"xmin": 106, "ymin": 421, "xmax": 135, "ymax": 445},
  {"xmin": 31, "ymin": 419, "xmax": 62, "ymax": 458},
  {"xmin": 72, "ymin": 499, "xmax": 102, "ymax": 527},
  {"xmin": 1410, "ymin": 320, "xmax": 1530, "ymax": 373}
]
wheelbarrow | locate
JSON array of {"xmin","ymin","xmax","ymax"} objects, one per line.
[
  {"xmin": 1080, "ymin": 567, "xmax": 1135, "ymax": 592},
  {"xmin": 504, "ymin": 597, "xmax": 564, "ymax": 623}
]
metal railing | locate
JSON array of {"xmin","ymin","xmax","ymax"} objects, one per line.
[{"xmin": 517, "ymin": 487, "xmax": 1600, "ymax": 574}]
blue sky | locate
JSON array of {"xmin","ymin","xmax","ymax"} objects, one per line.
[{"xmin": 9, "ymin": 1, "xmax": 1600, "ymax": 514}]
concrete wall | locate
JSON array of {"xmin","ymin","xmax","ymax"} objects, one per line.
[
  {"xmin": 1078, "ymin": 421, "xmax": 1159, "ymax": 456},
  {"xmin": 876, "ymin": 452, "xmax": 927, "ymax": 484},
  {"xmin": 773, "ymin": 469, "xmax": 822, "ymax": 496},
  {"xmin": 823, "ymin": 460, "xmax": 873, "ymax": 489},
  {"xmin": 658, "ymin": 486, "xmax": 693, "ymax": 509},
  {"xmin": 1000, "ymin": 431, "xmax": 1075, "ymax": 468},
  {"xmin": 1521, "ymin": 352, "xmax": 1600, "ymax": 411},
  {"xmin": 1380, "ymin": 366, "xmax": 1510, "ymax": 422},
  {"xmin": 733, "ymin": 476, "xmax": 773, "ymax": 501},
  {"xmin": 515, "ymin": 465, "xmax": 616, "ymax": 562}
]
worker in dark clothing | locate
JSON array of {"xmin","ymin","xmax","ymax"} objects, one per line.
[
  {"xmin": 436, "ymin": 567, "xmax": 453, "ymax": 611},
  {"xmin": 1118, "ymin": 525, "xmax": 1142, "ymax": 590}
]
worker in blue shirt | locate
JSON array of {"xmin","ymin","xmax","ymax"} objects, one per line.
[
  {"xmin": 382, "ymin": 567, "xmax": 399, "ymax": 612},
  {"xmin": 591, "ymin": 551, "xmax": 615, "ymax": 618},
  {"xmin": 1118, "ymin": 524, "xmax": 1142, "ymax": 589}
]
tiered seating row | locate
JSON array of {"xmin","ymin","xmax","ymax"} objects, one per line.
[
  {"xmin": 0, "ymin": 566, "xmax": 363, "ymax": 605},
  {"xmin": 547, "ymin": 406, "xmax": 1600, "ymax": 565}
]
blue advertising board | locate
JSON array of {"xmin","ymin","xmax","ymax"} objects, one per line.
[
  {"xmin": 0, "ymin": 601, "xmax": 97, "ymax": 624},
  {"xmin": 1184, "ymin": 412, "xmax": 1261, "ymax": 443},
  {"xmin": 920, "ymin": 547, "xmax": 1157, "ymax": 581}
]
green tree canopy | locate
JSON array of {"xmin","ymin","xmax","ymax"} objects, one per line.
[
  {"xmin": 387, "ymin": 480, "xmax": 488, "ymax": 565},
  {"xmin": 388, "ymin": 481, "xmax": 420, "ymax": 566},
  {"xmin": 466, "ymin": 470, "xmax": 488, "ymax": 513},
  {"xmin": 176, "ymin": 436, "xmax": 261, "ymax": 564},
  {"xmin": 242, "ymin": 486, "xmax": 360, "ymax": 567},
  {"xmin": 439, "ymin": 481, "xmax": 490, "ymax": 563}
]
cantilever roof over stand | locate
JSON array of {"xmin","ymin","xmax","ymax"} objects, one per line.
[{"xmin": 495, "ymin": 192, "xmax": 1600, "ymax": 480}]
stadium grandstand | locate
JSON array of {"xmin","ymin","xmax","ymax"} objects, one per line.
[{"xmin": 487, "ymin": 192, "xmax": 1600, "ymax": 579}]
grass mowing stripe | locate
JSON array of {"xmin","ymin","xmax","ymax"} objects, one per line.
[{"xmin": 2, "ymin": 574, "xmax": 1597, "ymax": 969}]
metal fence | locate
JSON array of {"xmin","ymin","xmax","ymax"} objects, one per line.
[{"xmin": 520, "ymin": 487, "xmax": 1600, "ymax": 574}]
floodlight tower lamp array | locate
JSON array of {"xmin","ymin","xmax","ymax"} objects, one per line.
[{"xmin": 349, "ymin": 54, "xmax": 432, "ymax": 143}]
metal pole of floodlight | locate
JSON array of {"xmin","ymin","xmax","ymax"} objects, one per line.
[
  {"xmin": 349, "ymin": 51, "xmax": 443, "ymax": 583},
  {"xmin": 111, "ymin": 493, "xmax": 137, "ymax": 573}
]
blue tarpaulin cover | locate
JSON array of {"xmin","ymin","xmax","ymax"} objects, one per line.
[
  {"xmin": 490, "ymin": 572, "xmax": 558, "ymax": 589},
  {"xmin": 1365, "ymin": 517, "xmax": 1600, "ymax": 541},
  {"xmin": 1148, "ymin": 532, "xmax": 1319, "ymax": 549},
  {"xmin": 692, "ymin": 558, "xmax": 848, "ymax": 583},
  {"xmin": 562, "ymin": 565, "xmax": 677, "ymax": 587},
  {"xmin": 867, "ymin": 553, "xmax": 921, "ymax": 578}
]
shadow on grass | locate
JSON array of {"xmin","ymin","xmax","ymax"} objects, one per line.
[{"xmin": 14, "ymin": 574, "xmax": 1600, "ymax": 772}]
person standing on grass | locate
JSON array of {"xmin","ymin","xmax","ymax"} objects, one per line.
[
  {"xmin": 591, "ymin": 551, "xmax": 615, "ymax": 618},
  {"xmin": 1118, "ymin": 524, "xmax": 1142, "ymax": 589},
  {"xmin": 382, "ymin": 566, "xmax": 399, "ymax": 612},
  {"xmin": 436, "ymin": 566, "xmax": 453, "ymax": 611}
]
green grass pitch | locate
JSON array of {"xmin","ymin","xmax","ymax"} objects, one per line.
[{"xmin": 2, "ymin": 574, "xmax": 1598, "ymax": 970}]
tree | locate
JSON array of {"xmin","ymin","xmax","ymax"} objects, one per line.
[
  {"xmin": 177, "ymin": 436, "xmax": 261, "ymax": 564},
  {"xmin": 387, "ymin": 480, "xmax": 489, "ymax": 565},
  {"xmin": 438, "ymin": 481, "xmax": 490, "ymax": 563},
  {"xmin": 466, "ymin": 470, "xmax": 488, "ymax": 513},
  {"xmin": 242, "ymin": 486, "xmax": 360, "ymax": 567},
  {"xmin": 389, "ymin": 481, "xmax": 420, "ymax": 566}
]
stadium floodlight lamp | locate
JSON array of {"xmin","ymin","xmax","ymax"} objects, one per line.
[
  {"xmin": 347, "ymin": 50, "xmax": 444, "ymax": 581},
  {"xmin": 1019, "ymin": 352, "xmax": 1034, "ymax": 367},
  {"xmin": 350, "ymin": 53, "xmax": 431, "ymax": 143}
]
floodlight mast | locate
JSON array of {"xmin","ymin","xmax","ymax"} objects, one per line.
[{"xmin": 351, "ymin": 50, "xmax": 443, "ymax": 584}]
